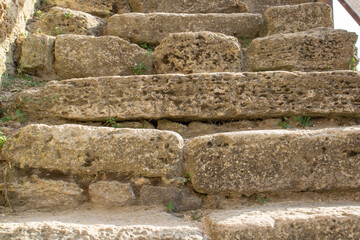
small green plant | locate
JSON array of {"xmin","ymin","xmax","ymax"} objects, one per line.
[
  {"xmin": 191, "ymin": 211, "xmax": 201, "ymax": 221},
  {"xmin": 1, "ymin": 110, "xmax": 26, "ymax": 123},
  {"xmin": 36, "ymin": 10, "xmax": 45, "ymax": 19},
  {"xmin": 0, "ymin": 129, "xmax": 6, "ymax": 148},
  {"xmin": 294, "ymin": 116, "xmax": 314, "ymax": 128},
  {"xmin": 185, "ymin": 172, "xmax": 191, "ymax": 182},
  {"xmin": 53, "ymin": 26, "xmax": 64, "ymax": 36},
  {"xmin": 278, "ymin": 117, "xmax": 291, "ymax": 129},
  {"xmin": 64, "ymin": 12, "xmax": 72, "ymax": 19},
  {"xmin": 349, "ymin": 58, "xmax": 357, "ymax": 71},
  {"xmin": 133, "ymin": 62, "xmax": 147, "ymax": 75},
  {"xmin": 167, "ymin": 201, "xmax": 175, "ymax": 212},
  {"xmin": 16, "ymin": 109, "xmax": 27, "ymax": 123},
  {"xmin": 1, "ymin": 116, "xmax": 13, "ymax": 123},
  {"xmin": 104, "ymin": 117, "xmax": 123, "ymax": 128},
  {"xmin": 257, "ymin": 196, "xmax": 269, "ymax": 205},
  {"xmin": 241, "ymin": 36, "xmax": 251, "ymax": 48},
  {"xmin": 140, "ymin": 44, "xmax": 155, "ymax": 55}
]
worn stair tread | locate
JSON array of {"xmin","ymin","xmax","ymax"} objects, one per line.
[
  {"xmin": 0, "ymin": 207, "xmax": 205, "ymax": 240},
  {"xmin": 14, "ymin": 71, "xmax": 360, "ymax": 122},
  {"xmin": 205, "ymin": 202, "xmax": 360, "ymax": 239},
  {"xmin": 106, "ymin": 13, "xmax": 264, "ymax": 45}
]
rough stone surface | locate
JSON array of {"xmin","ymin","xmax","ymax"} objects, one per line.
[
  {"xmin": 107, "ymin": 13, "xmax": 264, "ymax": 45},
  {"xmin": 40, "ymin": 7, "xmax": 105, "ymax": 36},
  {"xmin": 154, "ymin": 31, "xmax": 243, "ymax": 74},
  {"xmin": 206, "ymin": 204, "xmax": 360, "ymax": 239},
  {"xmin": 10, "ymin": 176, "xmax": 84, "ymax": 210},
  {"xmin": 185, "ymin": 127, "xmax": 360, "ymax": 196},
  {"xmin": 2, "ymin": 124, "xmax": 184, "ymax": 178},
  {"xmin": 265, "ymin": 3, "xmax": 333, "ymax": 35},
  {"xmin": 246, "ymin": 28, "xmax": 358, "ymax": 71},
  {"xmin": 14, "ymin": 71, "xmax": 360, "ymax": 122},
  {"xmin": 55, "ymin": 34, "xmax": 153, "ymax": 79},
  {"xmin": 0, "ymin": 208, "xmax": 204, "ymax": 239},
  {"xmin": 45, "ymin": 0, "xmax": 131, "ymax": 17},
  {"xmin": 20, "ymin": 33, "xmax": 55, "ymax": 78},
  {"xmin": 157, "ymin": 120, "xmax": 188, "ymax": 136},
  {"xmin": 89, "ymin": 181, "xmax": 135, "ymax": 207},
  {"xmin": 241, "ymin": 0, "xmax": 314, "ymax": 13},
  {"xmin": 129, "ymin": 0, "xmax": 249, "ymax": 13},
  {"xmin": 140, "ymin": 186, "xmax": 202, "ymax": 212}
]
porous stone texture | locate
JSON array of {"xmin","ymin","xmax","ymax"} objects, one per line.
[
  {"xmin": 40, "ymin": 7, "xmax": 105, "ymax": 36},
  {"xmin": 185, "ymin": 127, "xmax": 360, "ymax": 196},
  {"xmin": 54, "ymin": 35, "xmax": 153, "ymax": 79},
  {"xmin": 246, "ymin": 28, "xmax": 358, "ymax": 71},
  {"xmin": 0, "ymin": 208, "xmax": 205, "ymax": 239},
  {"xmin": 157, "ymin": 120, "xmax": 188, "ymax": 136},
  {"xmin": 10, "ymin": 176, "xmax": 84, "ymax": 210},
  {"xmin": 2, "ymin": 124, "xmax": 184, "ymax": 178},
  {"xmin": 140, "ymin": 186, "xmax": 202, "ymax": 212},
  {"xmin": 129, "ymin": 0, "xmax": 249, "ymax": 13},
  {"xmin": 241, "ymin": 0, "xmax": 314, "ymax": 13},
  {"xmin": 44, "ymin": 0, "xmax": 131, "ymax": 17},
  {"xmin": 206, "ymin": 204, "xmax": 360, "ymax": 239},
  {"xmin": 265, "ymin": 3, "xmax": 333, "ymax": 35},
  {"xmin": 89, "ymin": 181, "xmax": 135, "ymax": 207},
  {"xmin": 14, "ymin": 71, "xmax": 360, "ymax": 122},
  {"xmin": 107, "ymin": 13, "xmax": 264, "ymax": 45},
  {"xmin": 20, "ymin": 33, "xmax": 55, "ymax": 78},
  {"xmin": 154, "ymin": 31, "xmax": 243, "ymax": 74}
]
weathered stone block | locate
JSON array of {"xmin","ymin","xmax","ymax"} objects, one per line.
[
  {"xmin": 246, "ymin": 28, "xmax": 358, "ymax": 71},
  {"xmin": 206, "ymin": 205, "xmax": 360, "ymax": 239},
  {"xmin": 241, "ymin": 0, "xmax": 315, "ymax": 13},
  {"xmin": 55, "ymin": 35, "xmax": 153, "ymax": 79},
  {"xmin": 154, "ymin": 31, "xmax": 243, "ymax": 74},
  {"xmin": 14, "ymin": 71, "xmax": 360, "ymax": 122},
  {"xmin": 45, "ymin": 0, "xmax": 131, "ymax": 17},
  {"xmin": 185, "ymin": 127, "xmax": 360, "ymax": 196},
  {"xmin": 20, "ymin": 33, "xmax": 55, "ymax": 77},
  {"xmin": 129, "ymin": 0, "xmax": 249, "ymax": 13},
  {"xmin": 140, "ymin": 185, "xmax": 202, "ymax": 211},
  {"xmin": 265, "ymin": 3, "xmax": 333, "ymax": 35},
  {"xmin": 2, "ymin": 124, "xmax": 184, "ymax": 178},
  {"xmin": 89, "ymin": 181, "xmax": 135, "ymax": 206},
  {"xmin": 107, "ymin": 13, "xmax": 264, "ymax": 45},
  {"xmin": 40, "ymin": 7, "xmax": 105, "ymax": 36}
]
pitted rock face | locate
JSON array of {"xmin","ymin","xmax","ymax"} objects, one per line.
[
  {"xmin": 54, "ymin": 35, "xmax": 153, "ymax": 79},
  {"xmin": 241, "ymin": 0, "xmax": 315, "ymax": 13},
  {"xmin": 265, "ymin": 2, "xmax": 333, "ymax": 35},
  {"xmin": 154, "ymin": 32, "xmax": 243, "ymax": 74},
  {"xmin": 45, "ymin": 0, "xmax": 131, "ymax": 17},
  {"xmin": 40, "ymin": 7, "xmax": 105, "ymax": 36},
  {"xmin": 129, "ymin": 0, "xmax": 249, "ymax": 13},
  {"xmin": 246, "ymin": 28, "xmax": 358, "ymax": 71}
]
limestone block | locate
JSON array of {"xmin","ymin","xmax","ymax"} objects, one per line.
[
  {"xmin": 206, "ymin": 205, "xmax": 360, "ymax": 239},
  {"xmin": 185, "ymin": 127, "xmax": 360, "ymax": 196},
  {"xmin": 129, "ymin": 0, "xmax": 249, "ymax": 13},
  {"xmin": 2, "ymin": 124, "xmax": 184, "ymax": 178},
  {"xmin": 20, "ymin": 33, "xmax": 55, "ymax": 77},
  {"xmin": 140, "ymin": 186, "xmax": 202, "ymax": 211},
  {"xmin": 157, "ymin": 120, "xmax": 188, "ymax": 136},
  {"xmin": 89, "ymin": 181, "xmax": 135, "ymax": 206},
  {"xmin": 241, "ymin": 0, "xmax": 314, "ymax": 13},
  {"xmin": 107, "ymin": 13, "xmax": 264, "ymax": 45},
  {"xmin": 265, "ymin": 3, "xmax": 333, "ymax": 35},
  {"xmin": 246, "ymin": 28, "xmax": 358, "ymax": 71},
  {"xmin": 45, "ymin": 0, "xmax": 131, "ymax": 17},
  {"xmin": 54, "ymin": 35, "xmax": 153, "ymax": 79},
  {"xmin": 14, "ymin": 71, "xmax": 360, "ymax": 122},
  {"xmin": 40, "ymin": 7, "xmax": 105, "ymax": 36},
  {"xmin": 154, "ymin": 31, "xmax": 243, "ymax": 74}
]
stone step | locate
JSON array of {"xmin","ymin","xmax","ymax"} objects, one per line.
[
  {"xmin": 106, "ymin": 13, "xmax": 264, "ymax": 45},
  {"xmin": 0, "ymin": 207, "xmax": 205, "ymax": 239},
  {"xmin": 246, "ymin": 28, "xmax": 358, "ymax": 72},
  {"xmin": 12, "ymin": 71, "xmax": 360, "ymax": 122},
  {"xmin": 205, "ymin": 203, "xmax": 360, "ymax": 239},
  {"xmin": 185, "ymin": 126, "xmax": 360, "ymax": 196}
]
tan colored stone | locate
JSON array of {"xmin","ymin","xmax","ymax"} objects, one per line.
[
  {"xmin": 206, "ymin": 204, "xmax": 360, "ymax": 239},
  {"xmin": 45, "ymin": 0, "xmax": 131, "ymax": 17},
  {"xmin": 265, "ymin": 3, "xmax": 333, "ymax": 35},
  {"xmin": 241, "ymin": 0, "xmax": 314, "ymax": 13},
  {"xmin": 157, "ymin": 120, "xmax": 188, "ymax": 136},
  {"xmin": 54, "ymin": 34, "xmax": 153, "ymax": 79},
  {"xmin": 2, "ymin": 124, "xmax": 184, "ymax": 178},
  {"xmin": 117, "ymin": 120, "xmax": 155, "ymax": 129},
  {"xmin": 140, "ymin": 186, "xmax": 202, "ymax": 212},
  {"xmin": 154, "ymin": 31, "xmax": 243, "ymax": 74},
  {"xmin": 129, "ymin": 0, "xmax": 249, "ymax": 13},
  {"xmin": 40, "ymin": 7, "xmax": 105, "ymax": 36},
  {"xmin": 107, "ymin": 13, "xmax": 264, "ymax": 45},
  {"xmin": 246, "ymin": 28, "xmax": 358, "ymax": 71},
  {"xmin": 20, "ymin": 33, "xmax": 55, "ymax": 78},
  {"xmin": 185, "ymin": 127, "xmax": 360, "ymax": 196},
  {"xmin": 14, "ymin": 71, "xmax": 360, "ymax": 122},
  {"xmin": 89, "ymin": 181, "xmax": 135, "ymax": 207}
]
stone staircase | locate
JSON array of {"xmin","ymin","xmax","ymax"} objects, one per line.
[{"xmin": 0, "ymin": 0, "xmax": 360, "ymax": 239}]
